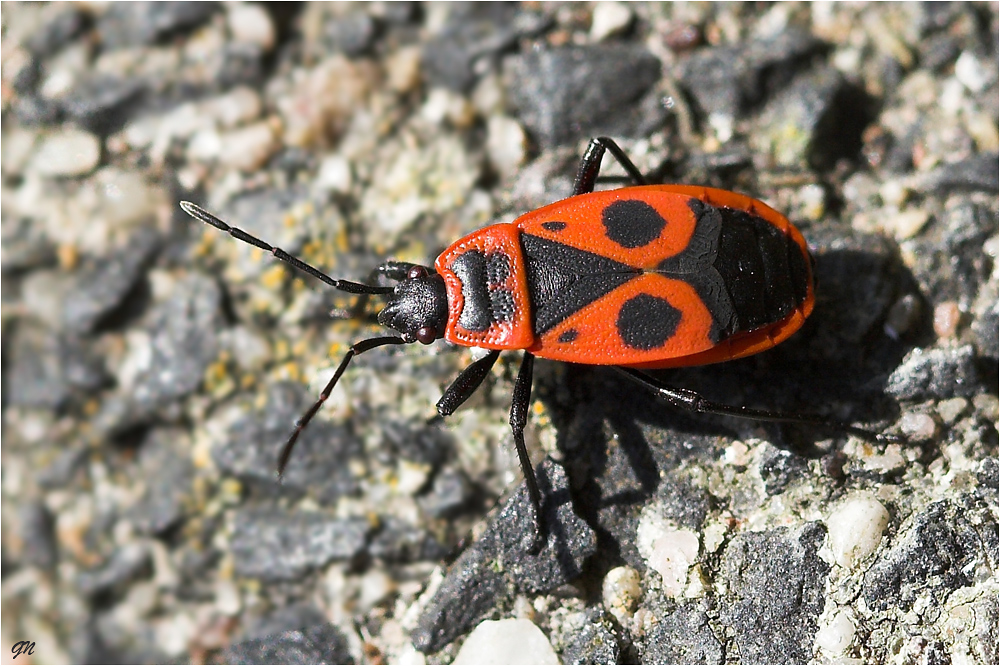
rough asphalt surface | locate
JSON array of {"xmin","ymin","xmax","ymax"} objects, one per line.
[{"xmin": 2, "ymin": 3, "xmax": 997, "ymax": 664}]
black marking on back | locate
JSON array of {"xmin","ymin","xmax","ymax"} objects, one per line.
[
  {"xmin": 542, "ymin": 221, "xmax": 567, "ymax": 232},
  {"xmin": 451, "ymin": 250, "xmax": 517, "ymax": 332},
  {"xmin": 602, "ymin": 199, "xmax": 667, "ymax": 249},
  {"xmin": 617, "ymin": 294, "xmax": 682, "ymax": 350},
  {"xmin": 522, "ymin": 234, "xmax": 638, "ymax": 334},
  {"xmin": 656, "ymin": 198, "xmax": 811, "ymax": 341},
  {"xmin": 558, "ymin": 329, "xmax": 579, "ymax": 343}
]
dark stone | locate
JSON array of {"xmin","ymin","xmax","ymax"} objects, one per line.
[
  {"xmin": 920, "ymin": 152, "xmax": 1000, "ymax": 193},
  {"xmin": 863, "ymin": 498, "xmax": 997, "ymax": 612},
  {"xmin": 717, "ymin": 522, "xmax": 829, "ymax": 664},
  {"xmin": 423, "ymin": 4, "xmax": 550, "ymax": 92},
  {"xmin": 976, "ymin": 458, "xmax": 998, "ymax": 509},
  {"xmin": 919, "ymin": 33, "xmax": 961, "ymax": 71},
  {"xmin": 61, "ymin": 75, "xmax": 147, "ymax": 136},
  {"xmin": 3, "ymin": 323, "xmax": 108, "ymax": 409},
  {"xmin": 758, "ymin": 446, "xmax": 808, "ymax": 496},
  {"xmin": 972, "ymin": 301, "xmax": 998, "ymax": 361},
  {"xmin": 216, "ymin": 382, "xmax": 363, "ymax": 504},
  {"xmin": 77, "ymin": 544, "xmax": 152, "ymax": 598},
  {"xmin": 634, "ymin": 599, "xmax": 723, "ymax": 665},
  {"xmin": 97, "ymin": 2, "xmax": 218, "ymax": 49},
  {"xmin": 229, "ymin": 508, "xmax": 369, "ymax": 581},
  {"xmin": 412, "ymin": 459, "xmax": 596, "ymax": 653},
  {"xmin": 367, "ymin": 517, "xmax": 449, "ymax": 563},
  {"xmin": 26, "ymin": 8, "xmax": 87, "ymax": 57},
  {"xmin": 0, "ymin": 211, "xmax": 56, "ymax": 272},
  {"xmin": 420, "ymin": 468, "xmax": 473, "ymax": 519},
  {"xmin": 560, "ymin": 608, "xmax": 621, "ymax": 665},
  {"xmin": 63, "ymin": 228, "xmax": 160, "ymax": 334},
  {"xmin": 324, "ymin": 12, "xmax": 378, "ymax": 57},
  {"xmin": 504, "ymin": 45, "xmax": 663, "ymax": 148},
  {"xmin": 381, "ymin": 419, "xmax": 448, "ymax": 468},
  {"xmin": 678, "ymin": 29, "xmax": 823, "ymax": 120},
  {"xmin": 885, "ymin": 346, "xmax": 981, "ymax": 400},
  {"xmin": 131, "ymin": 273, "xmax": 222, "ymax": 410},
  {"xmin": 756, "ymin": 67, "xmax": 873, "ymax": 169},
  {"xmin": 129, "ymin": 429, "xmax": 194, "ymax": 535},
  {"xmin": 223, "ymin": 623, "xmax": 354, "ymax": 665},
  {"xmin": 905, "ymin": 200, "xmax": 996, "ymax": 308},
  {"xmin": 18, "ymin": 501, "xmax": 58, "ymax": 570},
  {"xmin": 11, "ymin": 94, "xmax": 61, "ymax": 126}
]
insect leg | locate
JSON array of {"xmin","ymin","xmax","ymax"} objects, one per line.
[
  {"xmin": 573, "ymin": 137, "xmax": 648, "ymax": 195},
  {"xmin": 436, "ymin": 350, "xmax": 501, "ymax": 417},
  {"xmin": 509, "ymin": 352, "xmax": 545, "ymax": 550},
  {"xmin": 278, "ymin": 335, "xmax": 407, "ymax": 477},
  {"xmin": 618, "ymin": 368, "xmax": 903, "ymax": 444}
]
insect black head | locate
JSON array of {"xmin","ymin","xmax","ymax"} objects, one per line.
[{"xmin": 377, "ymin": 267, "xmax": 448, "ymax": 344}]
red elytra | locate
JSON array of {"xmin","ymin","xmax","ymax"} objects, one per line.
[{"xmin": 180, "ymin": 137, "xmax": 897, "ymax": 549}]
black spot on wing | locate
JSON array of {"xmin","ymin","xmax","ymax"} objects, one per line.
[
  {"xmin": 541, "ymin": 221, "xmax": 567, "ymax": 232},
  {"xmin": 602, "ymin": 199, "xmax": 667, "ymax": 249},
  {"xmin": 617, "ymin": 294, "xmax": 682, "ymax": 350},
  {"xmin": 557, "ymin": 329, "xmax": 579, "ymax": 343},
  {"xmin": 521, "ymin": 234, "xmax": 638, "ymax": 334}
]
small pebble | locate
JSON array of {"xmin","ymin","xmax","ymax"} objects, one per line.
[
  {"xmin": 862, "ymin": 444, "xmax": 906, "ymax": 475},
  {"xmin": 936, "ymin": 397, "xmax": 969, "ymax": 425},
  {"xmin": 887, "ymin": 209, "xmax": 931, "ymax": 240},
  {"xmin": 453, "ymin": 618, "xmax": 559, "ymax": 665},
  {"xmin": 954, "ymin": 51, "xmax": 991, "ymax": 93},
  {"xmin": 29, "ymin": 127, "xmax": 101, "ymax": 177},
  {"xmin": 815, "ymin": 609, "xmax": 856, "ymax": 654},
  {"xmin": 826, "ymin": 493, "xmax": 889, "ymax": 568},
  {"xmin": 933, "ymin": 301, "xmax": 962, "ymax": 339},
  {"xmin": 899, "ymin": 411, "xmax": 938, "ymax": 441},
  {"xmin": 316, "ymin": 154, "xmax": 353, "ymax": 194},
  {"xmin": 206, "ymin": 86, "xmax": 263, "ymax": 129},
  {"xmin": 602, "ymin": 566, "xmax": 641, "ymax": 624},
  {"xmin": 486, "ymin": 115, "xmax": 527, "ymax": 180},
  {"xmin": 227, "ymin": 3, "xmax": 276, "ymax": 51},
  {"xmin": 636, "ymin": 505, "xmax": 699, "ymax": 597},
  {"xmin": 884, "ymin": 294, "xmax": 922, "ymax": 340},
  {"xmin": 590, "ymin": 2, "xmax": 634, "ymax": 42},
  {"xmin": 217, "ymin": 121, "xmax": 280, "ymax": 172}
]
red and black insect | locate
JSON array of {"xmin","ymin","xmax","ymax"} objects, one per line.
[{"xmin": 181, "ymin": 137, "xmax": 897, "ymax": 544}]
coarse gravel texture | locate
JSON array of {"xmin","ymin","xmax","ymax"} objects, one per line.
[{"xmin": 2, "ymin": 3, "xmax": 997, "ymax": 665}]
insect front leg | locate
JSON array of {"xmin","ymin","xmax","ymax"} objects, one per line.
[{"xmin": 436, "ymin": 349, "xmax": 501, "ymax": 417}]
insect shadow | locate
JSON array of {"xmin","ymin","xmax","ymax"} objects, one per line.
[{"xmin": 533, "ymin": 242, "xmax": 923, "ymax": 570}]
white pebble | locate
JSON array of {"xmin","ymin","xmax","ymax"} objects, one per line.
[
  {"xmin": 954, "ymin": 51, "xmax": 990, "ymax": 93},
  {"xmin": 453, "ymin": 618, "xmax": 559, "ymax": 665},
  {"xmin": 899, "ymin": 412, "xmax": 937, "ymax": 441},
  {"xmin": 206, "ymin": 86, "xmax": 264, "ymax": 129},
  {"xmin": 887, "ymin": 209, "xmax": 930, "ymax": 241},
  {"xmin": 217, "ymin": 121, "xmax": 280, "ymax": 172},
  {"xmin": 826, "ymin": 494, "xmax": 889, "ymax": 568},
  {"xmin": 602, "ymin": 566, "xmax": 641, "ymax": 623},
  {"xmin": 590, "ymin": 2, "xmax": 634, "ymax": 42},
  {"xmin": 316, "ymin": 154, "xmax": 353, "ymax": 194},
  {"xmin": 486, "ymin": 115, "xmax": 527, "ymax": 180},
  {"xmin": 227, "ymin": 3, "xmax": 276, "ymax": 51},
  {"xmin": 29, "ymin": 127, "xmax": 101, "ymax": 177},
  {"xmin": 636, "ymin": 504, "xmax": 699, "ymax": 597},
  {"xmin": 815, "ymin": 609, "xmax": 856, "ymax": 654}
]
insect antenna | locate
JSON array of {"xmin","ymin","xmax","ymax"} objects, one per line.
[
  {"xmin": 277, "ymin": 335, "xmax": 406, "ymax": 478},
  {"xmin": 179, "ymin": 201, "xmax": 394, "ymax": 295}
]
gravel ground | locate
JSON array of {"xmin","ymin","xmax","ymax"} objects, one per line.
[{"xmin": 2, "ymin": 3, "xmax": 997, "ymax": 664}]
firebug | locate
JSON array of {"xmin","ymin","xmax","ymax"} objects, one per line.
[{"xmin": 180, "ymin": 137, "xmax": 899, "ymax": 545}]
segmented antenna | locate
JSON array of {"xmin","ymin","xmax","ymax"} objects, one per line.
[{"xmin": 179, "ymin": 201, "xmax": 394, "ymax": 295}]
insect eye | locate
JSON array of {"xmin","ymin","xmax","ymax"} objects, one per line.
[
  {"xmin": 416, "ymin": 326, "xmax": 437, "ymax": 344},
  {"xmin": 408, "ymin": 266, "xmax": 428, "ymax": 280}
]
